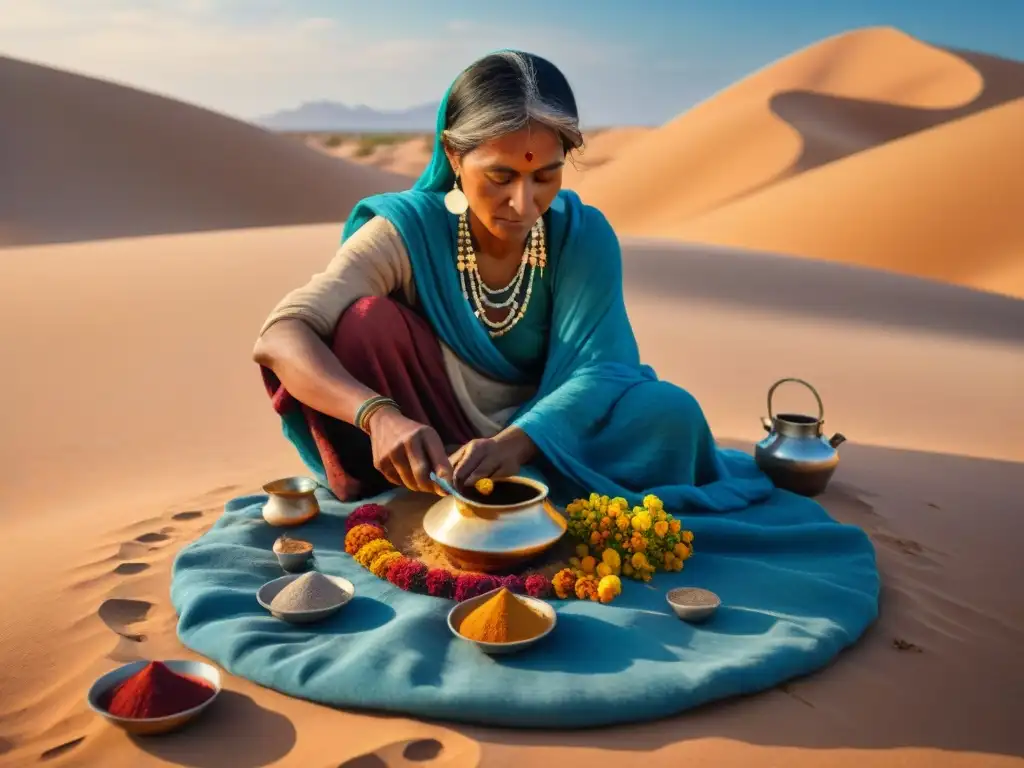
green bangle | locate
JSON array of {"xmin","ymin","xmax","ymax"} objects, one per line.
[{"xmin": 355, "ymin": 396, "xmax": 399, "ymax": 433}]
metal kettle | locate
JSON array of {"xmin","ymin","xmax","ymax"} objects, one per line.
[{"xmin": 755, "ymin": 378, "xmax": 846, "ymax": 497}]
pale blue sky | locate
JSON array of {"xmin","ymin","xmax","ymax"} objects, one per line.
[{"xmin": 0, "ymin": 0, "xmax": 1020, "ymax": 125}]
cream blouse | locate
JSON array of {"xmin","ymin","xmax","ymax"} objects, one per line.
[{"xmin": 258, "ymin": 216, "xmax": 536, "ymax": 437}]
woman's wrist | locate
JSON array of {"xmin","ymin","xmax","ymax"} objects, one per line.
[{"xmin": 493, "ymin": 426, "xmax": 537, "ymax": 465}]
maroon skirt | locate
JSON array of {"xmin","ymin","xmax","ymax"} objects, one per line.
[{"xmin": 261, "ymin": 296, "xmax": 479, "ymax": 500}]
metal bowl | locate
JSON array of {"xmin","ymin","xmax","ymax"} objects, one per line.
[
  {"xmin": 422, "ymin": 476, "xmax": 567, "ymax": 573},
  {"xmin": 257, "ymin": 573, "xmax": 354, "ymax": 624},
  {"xmin": 86, "ymin": 659, "xmax": 221, "ymax": 735},
  {"xmin": 666, "ymin": 587, "xmax": 721, "ymax": 623},
  {"xmin": 262, "ymin": 476, "xmax": 320, "ymax": 527},
  {"xmin": 448, "ymin": 588, "xmax": 557, "ymax": 655}
]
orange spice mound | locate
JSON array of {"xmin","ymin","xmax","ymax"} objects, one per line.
[{"xmin": 457, "ymin": 588, "xmax": 550, "ymax": 643}]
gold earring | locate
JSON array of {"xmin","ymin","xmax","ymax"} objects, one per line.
[{"xmin": 444, "ymin": 174, "xmax": 469, "ymax": 215}]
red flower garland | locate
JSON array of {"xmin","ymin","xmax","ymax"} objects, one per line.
[{"xmin": 343, "ymin": 503, "xmax": 555, "ymax": 602}]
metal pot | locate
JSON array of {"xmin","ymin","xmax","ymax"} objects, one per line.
[
  {"xmin": 755, "ymin": 378, "xmax": 846, "ymax": 497},
  {"xmin": 421, "ymin": 475, "xmax": 567, "ymax": 573}
]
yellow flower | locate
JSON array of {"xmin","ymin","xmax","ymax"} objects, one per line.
[
  {"xmin": 598, "ymin": 574, "xmax": 622, "ymax": 603},
  {"xmin": 568, "ymin": 556, "xmax": 581, "ymax": 568},
  {"xmin": 669, "ymin": 520, "xmax": 681, "ymax": 534},
  {"xmin": 354, "ymin": 539, "xmax": 395, "ymax": 568},
  {"xmin": 369, "ymin": 550, "xmax": 402, "ymax": 578},
  {"xmin": 596, "ymin": 562, "xmax": 612, "ymax": 578},
  {"xmin": 552, "ymin": 568, "xmax": 577, "ymax": 599},
  {"xmin": 654, "ymin": 520, "xmax": 669, "ymax": 537},
  {"xmin": 473, "ymin": 477, "xmax": 494, "ymax": 496},
  {"xmin": 622, "ymin": 563, "xmax": 635, "ymax": 577},
  {"xmin": 631, "ymin": 552, "xmax": 650, "ymax": 570},
  {"xmin": 608, "ymin": 504, "xmax": 621, "ymax": 518},
  {"xmin": 566, "ymin": 501, "xmax": 583, "ymax": 515},
  {"xmin": 656, "ymin": 510, "xmax": 668, "ymax": 522},
  {"xmin": 581, "ymin": 556, "xmax": 597, "ymax": 574},
  {"xmin": 575, "ymin": 575, "xmax": 600, "ymax": 601},
  {"xmin": 683, "ymin": 530, "xmax": 694, "ymax": 543},
  {"xmin": 601, "ymin": 548, "xmax": 621, "ymax": 569},
  {"xmin": 575, "ymin": 544, "xmax": 589, "ymax": 558},
  {"xmin": 616, "ymin": 515, "xmax": 630, "ymax": 532},
  {"xmin": 643, "ymin": 494, "xmax": 664, "ymax": 512}
]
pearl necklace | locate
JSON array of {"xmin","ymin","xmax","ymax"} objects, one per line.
[{"xmin": 456, "ymin": 213, "xmax": 547, "ymax": 338}]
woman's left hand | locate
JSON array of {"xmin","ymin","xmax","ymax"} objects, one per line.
[{"xmin": 449, "ymin": 437, "xmax": 522, "ymax": 491}]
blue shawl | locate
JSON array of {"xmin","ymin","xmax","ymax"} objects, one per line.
[{"xmin": 281, "ymin": 77, "xmax": 775, "ymax": 511}]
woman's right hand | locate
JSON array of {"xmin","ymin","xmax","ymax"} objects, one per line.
[{"xmin": 365, "ymin": 407, "xmax": 453, "ymax": 493}]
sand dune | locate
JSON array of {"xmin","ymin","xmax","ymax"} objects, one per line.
[
  {"xmin": 575, "ymin": 27, "xmax": 1024, "ymax": 298},
  {"xmin": 0, "ymin": 56, "xmax": 410, "ymax": 247},
  {"xmin": 1, "ymin": 225, "xmax": 1022, "ymax": 767}
]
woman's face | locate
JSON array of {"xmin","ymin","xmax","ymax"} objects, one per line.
[{"xmin": 446, "ymin": 124, "xmax": 565, "ymax": 245}]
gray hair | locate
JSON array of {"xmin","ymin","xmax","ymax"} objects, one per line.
[{"xmin": 442, "ymin": 50, "xmax": 584, "ymax": 158}]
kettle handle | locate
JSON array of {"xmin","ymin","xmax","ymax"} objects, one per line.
[{"xmin": 767, "ymin": 378, "xmax": 825, "ymax": 422}]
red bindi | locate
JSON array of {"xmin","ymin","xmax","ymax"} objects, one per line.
[{"xmin": 524, "ymin": 151, "xmax": 533, "ymax": 162}]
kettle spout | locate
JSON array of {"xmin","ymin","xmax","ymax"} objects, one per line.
[
  {"xmin": 761, "ymin": 416, "xmax": 773, "ymax": 433},
  {"xmin": 828, "ymin": 432, "xmax": 847, "ymax": 449}
]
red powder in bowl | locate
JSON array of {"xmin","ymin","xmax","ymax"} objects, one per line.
[{"xmin": 104, "ymin": 661, "xmax": 215, "ymax": 719}]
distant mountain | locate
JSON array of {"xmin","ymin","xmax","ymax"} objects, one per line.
[{"xmin": 255, "ymin": 100, "xmax": 440, "ymax": 132}]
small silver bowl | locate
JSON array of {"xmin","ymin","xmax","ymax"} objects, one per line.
[
  {"xmin": 272, "ymin": 537, "xmax": 314, "ymax": 573},
  {"xmin": 447, "ymin": 587, "xmax": 556, "ymax": 655},
  {"xmin": 666, "ymin": 587, "xmax": 721, "ymax": 623},
  {"xmin": 86, "ymin": 659, "xmax": 221, "ymax": 735},
  {"xmin": 257, "ymin": 573, "xmax": 354, "ymax": 624},
  {"xmin": 262, "ymin": 476, "xmax": 320, "ymax": 527}
]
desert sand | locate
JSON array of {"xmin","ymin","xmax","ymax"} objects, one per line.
[
  {"xmin": 572, "ymin": 27, "xmax": 1024, "ymax": 300},
  {"xmin": 2, "ymin": 28, "xmax": 1024, "ymax": 768}
]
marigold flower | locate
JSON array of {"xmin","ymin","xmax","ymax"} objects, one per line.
[
  {"xmin": 683, "ymin": 530, "xmax": 694, "ymax": 543},
  {"xmin": 601, "ymin": 548, "xmax": 621, "ymax": 569},
  {"xmin": 473, "ymin": 477, "xmax": 494, "ymax": 496},
  {"xmin": 354, "ymin": 538, "xmax": 395, "ymax": 568},
  {"xmin": 426, "ymin": 568, "xmax": 455, "ymax": 599},
  {"xmin": 580, "ymin": 556, "xmax": 597, "ymax": 574},
  {"xmin": 622, "ymin": 563, "xmax": 635, "ymax": 577},
  {"xmin": 345, "ymin": 503, "xmax": 390, "ymax": 533},
  {"xmin": 654, "ymin": 520, "xmax": 669, "ymax": 537},
  {"xmin": 454, "ymin": 573, "xmax": 500, "ymax": 602},
  {"xmin": 596, "ymin": 562, "xmax": 612, "ymax": 578},
  {"xmin": 643, "ymin": 494, "xmax": 664, "ymax": 512},
  {"xmin": 369, "ymin": 550, "xmax": 403, "ymax": 579},
  {"xmin": 589, "ymin": 531, "xmax": 602, "ymax": 545},
  {"xmin": 669, "ymin": 520, "xmax": 682, "ymax": 534},
  {"xmin": 631, "ymin": 552, "xmax": 650, "ymax": 570},
  {"xmin": 598, "ymin": 574, "xmax": 622, "ymax": 603},
  {"xmin": 552, "ymin": 568, "xmax": 577, "ymax": 599},
  {"xmin": 575, "ymin": 575, "xmax": 600, "ymax": 601},
  {"xmin": 525, "ymin": 573, "xmax": 553, "ymax": 598},
  {"xmin": 344, "ymin": 523, "xmax": 387, "ymax": 555},
  {"xmin": 386, "ymin": 558, "xmax": 428, "ymax": 592},
  {"xmin": 616, "ymin": 515, "xmax": 630, "ymax": 532}
]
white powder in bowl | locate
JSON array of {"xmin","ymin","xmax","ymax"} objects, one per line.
[{"xmin": 270, "ymin": 571, "xmax": 346, "ymax": 612}]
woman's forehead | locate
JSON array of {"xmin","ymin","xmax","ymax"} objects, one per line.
[{"xmin": 467, "ymin": 126, "xmax": 563, "ymax": 167}]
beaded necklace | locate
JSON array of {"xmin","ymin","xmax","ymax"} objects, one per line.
[{"xmin": 456, "ymin": 212, "xmax": 547, "ymax": 339}]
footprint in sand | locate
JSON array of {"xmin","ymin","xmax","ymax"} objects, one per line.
[
  {"xmin": 40, "ymin": 736, "xmax": 85, "ymax": 761},
  {"xmin": 98, "ymin": 598, "xmax": 152, "ymax": 642},
  {"xmin": 172, "ymin": 510, "xmax": 203, "ymax": 521},
  {"xmin": 339, "ymin": 738, "xmax": 448, "ymax": 767},
  {"xmin": 112, "ymin": 562, "xmax": 150, "ymax": 575},
  {"xmin": 135, "ymin": 531, "xmax": 171, "ymax": 544}
]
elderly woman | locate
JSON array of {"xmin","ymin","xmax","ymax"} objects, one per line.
[{"xmin": 254, "ymin": 50, "xmax": 773, "ymax": 511}]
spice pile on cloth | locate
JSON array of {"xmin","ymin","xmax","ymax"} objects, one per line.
[
  {"xmin": 269, "ymin": 571, "xmax": 345, "ymax": 612},
  {"xmin": 457, "ymin": 588, "xmax": 550, "ymax": 643},
  {"xmin": 105, "ymin": 661, "xmax": 215, "ymax": 719}
]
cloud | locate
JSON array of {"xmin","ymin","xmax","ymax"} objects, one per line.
[{"xmin": 0, "ymin": 1, "xmax": 642, "ymax": 121}]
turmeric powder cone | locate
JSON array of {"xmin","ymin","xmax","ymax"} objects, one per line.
[{"xmin": 457, "ymin": 588, "xmax": 551, "ymax": 643}]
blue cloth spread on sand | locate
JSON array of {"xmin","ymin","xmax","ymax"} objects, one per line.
[
  {"xmin": 172, "ymin": 53, "xmax": 880, "ymax": 727},
  {"xmin": 170, "ymin": 486, "xmax": 879, "ymax": 728}
]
